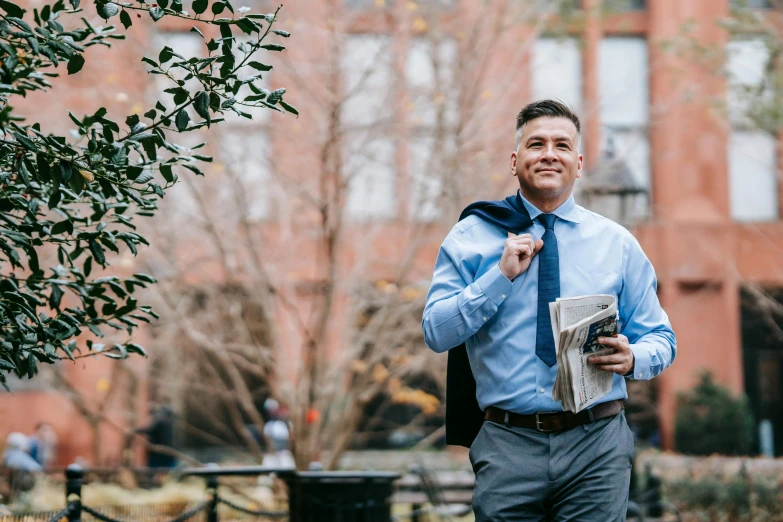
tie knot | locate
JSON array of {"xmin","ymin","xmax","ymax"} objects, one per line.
[{"xmin": 538, "ymin": 213, "xmax": 556, "ymax": 230}]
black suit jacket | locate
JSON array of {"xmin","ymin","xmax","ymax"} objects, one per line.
[{"xmin": 443, "ymin": 194, "xmax": 533, "ymax": 447}]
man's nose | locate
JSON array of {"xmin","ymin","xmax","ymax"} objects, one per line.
[{"xmin": 541, "ymin": 144, "xmax": 558, "ymax": 161}]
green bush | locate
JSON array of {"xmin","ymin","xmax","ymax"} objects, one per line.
[
  {"xmin": 674, "ymin": 372, "xmax": 755, "ymax": 456},
  {"xmin": 665, "ymin": 474, "xmax": 781, "ymax": 520}
]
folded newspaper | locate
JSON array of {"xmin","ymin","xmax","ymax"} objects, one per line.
[{"xmin": 550, "ymin": 294, "xmax": 618, "ymax": 413}]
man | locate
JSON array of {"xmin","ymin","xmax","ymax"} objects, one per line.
[
  {"xmin": 422, "ymin": 99, "xmax": 676, "ymax": 521},
  {"xmin": 138, "ymin": 400, "xmax": 176, "ymax": 469},
  {"xmin": 28, "ymin": 422, "xmax": 58, "ymax": 468}
]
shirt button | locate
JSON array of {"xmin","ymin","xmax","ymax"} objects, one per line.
[
  {"xmin": 500, "ymin": 294, "xmax": 506, "ymax": 299},
  {"xmin": 539, "ymin": 387, "xmax": 545, "ymax": 393},
  {"xmin": 482, "ymin": 316, "xmax": 488, "ymax": 322}
]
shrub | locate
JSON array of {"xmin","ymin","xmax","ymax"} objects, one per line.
[{"xmin": 674, "ymin": 371, "xmax": 755, "ymax": 456}]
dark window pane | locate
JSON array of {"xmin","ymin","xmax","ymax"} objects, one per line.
[
  {"xmin": 731, "ymin": 0, "xmax": 774, "ymax": 8},
  {"xmin": 604, "ymin": 0, "xmax": 646, "ymax": 10}
]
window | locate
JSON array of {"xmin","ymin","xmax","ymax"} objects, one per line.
[
  {"xmin": 535, "ymin": 0, "xmax": 581, "ymax": 13},
  {"xmin": 406, "ymin": 38, "xmax": 458, "ymax": 222},
  {"xmin": 727, "ymin": 38, "xmax": 779, "ymax": 221},
  {"xmin": 729, "ymin": 132, "xmax": 778, "ymax": 221},
  {"xmin": 731, "ymin": 0, "xmax": 774, "ymax": 8},
  {"xmin": 341, "ymin": 35, "xmax": 397, "ymax": 220},
  {"xmin": 532, "ymin": 38, "xmax": 582, "ymax": 114},
  {"xmin": 603, "ymin": 0, "xmax": 646, "ymax": 10},
  {"xmin": 218, "ymin": 130, "xmax": 272, "ymax": 221},
  {"xmin": 149, "ymin": 32, "xmax": 206, "ymax": 220},
  {"xmin": 150, "ymin": 32, "xmax": 273, "ymax": 222},
  {"xmin": 344, "ymin": 0, "xmax": 389, "ymax": 10},
  {"xmin": 598, "ymin": 37, "xmax": 650, "ymax": 191},
  {"xmin": 217, "ymin": 36, "xmax": 273, "ymax": 221}
]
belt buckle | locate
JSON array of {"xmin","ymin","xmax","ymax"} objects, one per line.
[{"xmin": 535, "ymin": 413, "xmax": 554, "ymax": 433}]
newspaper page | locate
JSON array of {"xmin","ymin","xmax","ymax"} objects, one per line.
[{"xmin": 550, "ymin": 295, "xmax": 618, "ymax": 412}]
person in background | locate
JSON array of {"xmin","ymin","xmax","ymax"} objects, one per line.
[
  {"xmin": 2, "ymin": 433, "xmax": 40, "ymax": 472},
  {"xmin": 2, "ymin": 432, "xmax": 41, "ymax": 497},
  {"xmin": 262, "ymin": 398, "xmax": 294, "ymax": 469},
  {"xmin": 138, "ymin": 400, "xmax": 177, "ymax": 469},
  {"xmin": 28, "ymin": 423, "xmax": 58, "ymax": 468}
]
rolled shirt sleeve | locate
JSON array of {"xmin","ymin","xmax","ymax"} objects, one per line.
[{"xmin": 422, "ymin": 234, "xmax": 513, "ymax": 353}]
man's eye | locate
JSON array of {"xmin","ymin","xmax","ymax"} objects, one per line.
[
  {"xmin": 557, "ymin": 144, "xmax": 570, "ymax": 150},
  {"xmin": 529, "ymin": 142, "xmax": 543, "ymax": 148}
]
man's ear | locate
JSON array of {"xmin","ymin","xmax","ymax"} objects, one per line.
[
  {"xmin": 510, "ymin": 151, "xmax": 518, "ymax": 176},
  {"xmin": 576, "ymin": 154, "xmax": 583, "ymax": 179}
]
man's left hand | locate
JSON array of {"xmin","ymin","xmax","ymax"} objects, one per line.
[{"xmin": 587, "ymin": 334, "xmax": 634, "ymax": 376}]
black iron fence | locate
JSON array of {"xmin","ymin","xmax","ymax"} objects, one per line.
[{"xmin": 23, "ymin": 465, "xmax": 404, "ymax": 522}]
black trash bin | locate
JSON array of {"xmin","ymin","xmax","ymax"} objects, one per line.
[{"xmin": 284, "ymin": 471, "xmax": 400, "ymax": 522}]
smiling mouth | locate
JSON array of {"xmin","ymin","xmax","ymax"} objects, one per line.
[{"xmin": 536, "ymin": 169, "xmax": 560, "ymax": 174}]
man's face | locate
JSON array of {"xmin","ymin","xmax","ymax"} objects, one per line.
[{"xmin": 511, "ymin": 116, "xmax": 582, "ymax": 203}]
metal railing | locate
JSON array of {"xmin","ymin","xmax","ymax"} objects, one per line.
[{"xmin": 36, "ymin": 465, "xmax": 290, "ymax": 522}]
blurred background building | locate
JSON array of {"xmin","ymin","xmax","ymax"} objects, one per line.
[{"xmin": 1, "ymin": 0, "xmax": 782, "ymax": 466}]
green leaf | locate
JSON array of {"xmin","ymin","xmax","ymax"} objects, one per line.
[
  {"xmin": 0, "ymin": 0, "xmax": 25, "ymax": 17},
  {"xmin": 125, "ymin": 114, "xmax": 140, "ymax": 128},
  {"xmin": 267, "ymin": 87, "xmax": 285, "ymax": 105},
  {"xmin": 26, "ymin": 354, "xmax": 36, "ymax": 379},
  {"xmin": 69, "ymin": 0, "xmax": 80, "ymax": 8},
  {"xmin": 190, "ymin": 26, "xmax": 205, "ymax": 39},
  {"xmin": 194, "ymin": 91, "xmax": 209, "ymax": 119},
  {"xmin": 96, "ymin": 1, "xmax": 119, "ymax": 19},
  {"xmin": 133, "ymin": 273, "xmax": 158, "ymax": 283},
  {"xmin": 261, "ymin": 44, "xmax": 285, "ymax": 52},
  {"xmin": 149, "ymin": 7, "xmax": 165, "ymax": 21},
  {"xmin": 67, "ymin": 54, "xmax": 85, "ymax": 74},
  {"xmin": 51, "ymin": 220, "xmax": 73, "ymax": 235},
  {"xmin": 159, "ymin": 46, "xmax": 174, "ymax": 64},
  {"xmin": 280, "ymin": 100, "xmax": 299, "ymax": 116},
  {"xmin": 144, "ymin": 109, "xmax": 157, "ymax": 120},
  {"xmin": 142, "ymin": 57, "xmax": 158, "ymax": 68},
  {"xmin": 126, "ymin": 166, "xmax": 143, "ymax": 180},
  {"xmin": 57, "ymin": 162, "xmax": 73, "ymax": 184},
  {"xmin": 235, "ymin": 18, "xmax": 256, "ymax": 34},
  {"xmin": 175, "ymin": 109, "xmax": 190, "ymax": 131},
  {"xmin": 211, "ymin": 1, "xmax": 224, "ymax": 14},
  {"xmin": 134, "ymin": 171, "xmax": 153, "ymax": 184},
  {"xmin": 272, "ymin": 29, "xmax": 290, "ymax": 37},
  {"xmin": 89, "ymin": 239, "xmax": 106, "ymax": 265},
  {"xmin": 87, "ymin": 324, "xmax": 104, "ymax": 338},
  {"xmin": 59, "ymin": 343, "xmax": 75, "ymax": 361},
  {"xmin": 206, "ymin": 38, "xmax": 219, "ymax": 52},
  {"xmin": 160, "ymin": 164, "xmax": 174, "ymax": 183},
  {"xmin": 48, "ymin": 189, "xmax": 61, "ymax": 209},
  {"xmin": 247, "ymin": 61, "xmax": 272, "ymax": 71},
  {"xmin": 7, "ymin": 16, "xmax": 32, "ymax": 33},
  {"xmin": 120, "ymin": 9, "xmax": 132, "ymax": 29},
  {"xmin": 192, "ymin": 0, "xmax": 207, "ymax": 14},
  {"xmin": 219, "ymin": 22, "xmax": 232, "ymax": 40},
  {"xmin": 158, "ymin": 0, "xmax": 168, "ymax": 8},
  {"xmin": 126, "ymin": 343, "xmax": 148, "ymax": 357}
]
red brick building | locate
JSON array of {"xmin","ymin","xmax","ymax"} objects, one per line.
[{"xmin": 2, "ymin": 0, "xmax": 782, "ymax": 464}]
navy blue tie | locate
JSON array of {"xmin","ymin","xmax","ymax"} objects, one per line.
[{"xmin": 536, "ymin": 213, "xmax": 560, "ymax": 367}]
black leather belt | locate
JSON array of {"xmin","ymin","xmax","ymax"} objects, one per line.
[{"xmin": 484, "ymin": 400, "xmax": 624, "ymax": 433}]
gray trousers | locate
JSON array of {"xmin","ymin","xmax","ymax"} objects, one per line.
[{"xmin": 469, "ymin": 410, "xmax": 634, "ymax": 521}]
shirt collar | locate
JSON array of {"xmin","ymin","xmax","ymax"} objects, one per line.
[{"xmin": 518, "ymin": 191, "xmax": 581, "ymax": 224}]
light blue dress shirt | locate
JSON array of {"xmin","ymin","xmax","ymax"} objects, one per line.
[{"xmin": 422, "ymin": 192, "xmax": 676, "ymax": 414}]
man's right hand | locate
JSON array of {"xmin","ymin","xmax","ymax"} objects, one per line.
[{"xmin": 499, "ymin": 233, "xmax": 544, "ymax": 281}]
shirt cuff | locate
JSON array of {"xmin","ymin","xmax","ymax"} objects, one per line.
[
  {"xmin": 476, "ymin": 264, "xmax": 513, "ymax": 307},
  {"xmin": 629, "ymin": 343, "xmax": 652, "ymax": 380}
]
